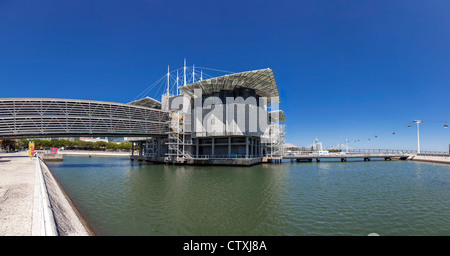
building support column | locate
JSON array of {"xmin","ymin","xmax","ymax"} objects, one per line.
[
  {"xmin": 259, "ymin": 139, "xmax": 262, "ymax": 157},
  {"xmin": 145, "ymin": 140, "xmax": 148, "ymax": 156},
  {"xmin": 245, "ymin": 137, "xmax": 249, "ymax": 158},
  {"xmin": 196, "ymin": 138, "xmax": 199, "ymax": 158},
  {"xmin": 259, "ymin": 139, "xmax": 261, "ymax": 157},
  {"xmin": 228, "ymin": 137, "xmax": 231, "ymax": 158},
  {"xmin": 156, "ymin": 137, "xmax": 160, "ymax": 157},
  {"xmin": 131, "ymin": 142, "xmax": 134, "ymax": 156},
  {"xmin": 211, "ymin": 137, "xmax": 215, "ymax": 157}
]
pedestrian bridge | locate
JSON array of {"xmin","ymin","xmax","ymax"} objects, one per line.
[
  {"xmin": 0, "ymin": 98, "xmax": 168, "ymax": 139},
  {"xmin": 282, "ymin": 149, "xmax": 414, "ymax": 162}
]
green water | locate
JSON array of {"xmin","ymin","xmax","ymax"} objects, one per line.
[{"xmin": 47, "ymin": 157, "xmax": 450, "ymax": 236}]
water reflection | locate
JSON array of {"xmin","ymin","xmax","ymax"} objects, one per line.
[
  {"xmin": 112, "ymin": 163, "xmax": 291, "ymax": 235},
  {"xmin": 48, "ymin": 157, "xmax": 450, "ymax": 236}
]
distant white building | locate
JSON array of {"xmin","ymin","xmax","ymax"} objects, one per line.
[
  {"xmin": 315, "ymin": 142, "xmax": 323, "ymax": 151},
  {"xmin": 314, "ymin": 137, "xmax": 323, "ymax": 151},
  {"xmin": 79, "ymin": 137, "xmax": 108, "ymax": 143}
]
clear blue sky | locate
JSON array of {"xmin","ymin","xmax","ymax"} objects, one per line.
[{"xmin": 1, "ymin": 0, "xmax": 449, "ymax": 151}]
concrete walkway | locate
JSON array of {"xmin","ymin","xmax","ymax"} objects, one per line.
[
  {"xmin": 0, "ymin": 152, "xmax": 36, "ymax": 235},
  {"xmin": 411, "ymin": 154, "xmax": 450, "ymax": 164},
  {"xmin": 0, "ymin": 152, "xmax": 93, "ymax": 236}
]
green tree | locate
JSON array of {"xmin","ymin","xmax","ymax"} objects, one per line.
[
  {"xmin": 118, "ymin": 142, "xmax": 131, "ymax": 151},
  {"xmin": 19, "ymin": 139, "xmax": 29, "ymax": 148},
  {"xmin": 50, "ymin": 139, "xmax": 65, "ymax": 148},
  {"xmin": 93, "ymin": 141, "xmax": 107, "ymax": 150},
  {"xmin": 106, "ymin": 142, "xmax": 118, "ymax": 151},
  {"xmin": 77, "ymin": 141, "xmax": 94, "ymax": 150},
  {"xmin": 1, "ymin": 139, "xmax": 18, "ymax": 151},
  {"xmin": 41, "ymin": 140, "xmax": 51, "ymax": 149},
  {"xmin": 64, "ymin": 140, "xmax": 75, "ymax": 149}
]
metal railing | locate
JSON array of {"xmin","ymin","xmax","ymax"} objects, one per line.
[
  {"xmin": 193, "ymin": 154, "xmax": 263, "ymax": 159},
  {"xmin": 347, "ymin": 149, "xmax": 415, "ymax": 153},
  {"xmin": 417, "ymin": 153, "xmax": 450, "ymax": 157},
  {"xmin": 347, "ymin": 149, "xmax": 448, "ymax": 154},
  {"xmin": 285, "ymin": 151, "xmax": 315, "ymax": 155},
  {"xmin": 284, "ymin": 149, "xmax": 449, "ymax": 158}
]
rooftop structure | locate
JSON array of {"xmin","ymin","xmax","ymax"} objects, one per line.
[
  {"xmin": 128, "ymin": 96, "xmax": 162, "ymax": 109},
  {"xmin": 178, "ymin": 68, "xmax": 280, "ymax": 104}
]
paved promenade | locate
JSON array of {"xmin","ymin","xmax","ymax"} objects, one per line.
[
  {"xmin": 0, "ymin": 152, "xmax": 93, "ymax": 236},
  {"xmin": 411, "ymin": 154, "xmax": 450, "ymax": 164},
  {"xmin": 0, "ymin": 152, "xmax": 36, "ymax": 235}
]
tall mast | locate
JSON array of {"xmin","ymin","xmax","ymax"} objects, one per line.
[
  {"xmin": 176, "ymin": 70, "xmax": 179, "ymax": 95},
  {"xmin": 192, "ymin": 64, "xmax": 195, "ymax": 83},
  {"xmin": 200, "ymin": 70, "xmax": 203, "ymax": 81},
  {"xmin": 166, "ymin": 65, "xmax": 170, "ymax": 96},
  {"xmin": 183, "ymin": 58, "xmax": 187, "ymax": 86}
]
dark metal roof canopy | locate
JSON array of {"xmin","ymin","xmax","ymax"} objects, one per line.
[{"xmin": 178, "ymin": 68, "xmax": 280, "ymax": 104}]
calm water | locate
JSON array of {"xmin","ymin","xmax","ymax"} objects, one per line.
[{"xmin": 47, "ymin": 157, "xmax": 450, "ymax": 236}]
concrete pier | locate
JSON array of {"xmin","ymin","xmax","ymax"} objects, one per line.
[
  {"xmin": 40, "ymin": 153, "xmax": 63, "ymax": 162},
  {"xmin": 0, "ymin": 152, "xmax": 93, "ymax": 236}
]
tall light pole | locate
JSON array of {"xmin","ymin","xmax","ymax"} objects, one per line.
[{"xmin": 413, "ymin": 120, "xmax": 422, "ymax": 153}]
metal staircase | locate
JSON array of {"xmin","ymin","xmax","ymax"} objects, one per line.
[{"xmin": 166, "ymin": 111, "xmax": 192, "ymax": 162}]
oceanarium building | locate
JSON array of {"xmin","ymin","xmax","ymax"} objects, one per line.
[{"xmin": 129, "ymin": 68, "xmax": 286, "ymax": 165}]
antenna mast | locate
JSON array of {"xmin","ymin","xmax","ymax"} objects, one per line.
[
  {"xmin": 183, "ymin": 58, "xmax": 187, "ymax": 86},
  {"xmin": 166, "ymin": 65, "xmax": 170, "ymax": 96},
  {"xmin": 176, "ymin": 70, "xmax": 179, "ymax": 95}
]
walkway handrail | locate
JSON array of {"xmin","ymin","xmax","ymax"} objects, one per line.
[
  {"xmin": 287, "ymin": 149, "xmax": 448, "ymax": 154},
  {"xmin": 35, "ymin": 155, "xmax": 58, "ymax": 236},
  {"xmin": 347, "ymin": 149, "xmax": 448, "ymax": 154},
  {"xmin": 417, "ymin": 153, "xmax": 450, "ymax": 157},
  {"xmin": 193, "ymin": 154, "xmax": 263, "ymax": 159}
]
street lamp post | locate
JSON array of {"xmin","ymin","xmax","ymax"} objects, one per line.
[{"xmin": 413, "ymin": 120, "xmax": 422, "ymax": 153}]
